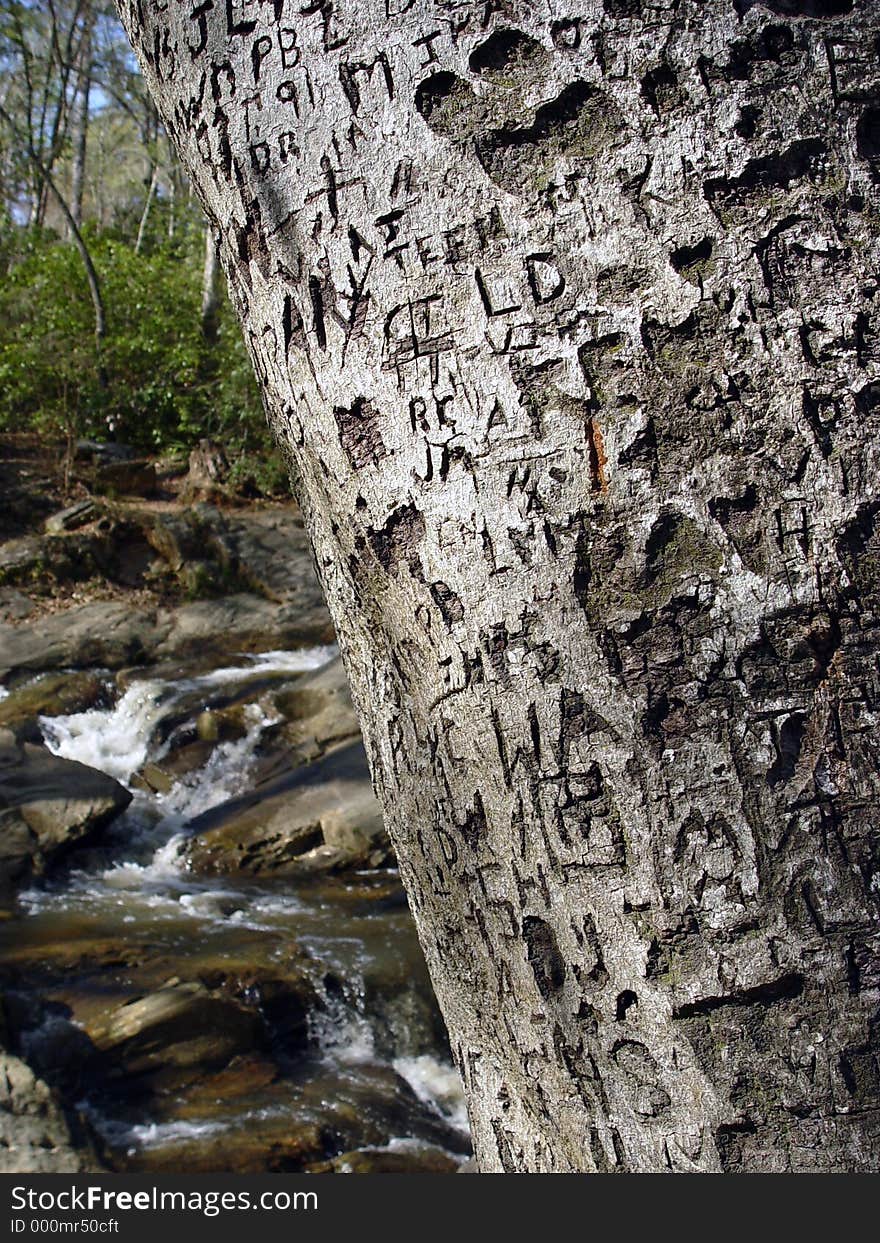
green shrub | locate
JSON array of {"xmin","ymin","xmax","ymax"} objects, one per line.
[{"xmin": 0, "ymin": 227, "xmax": 275, "ymax": 475}]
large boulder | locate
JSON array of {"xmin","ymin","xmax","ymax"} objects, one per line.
[
  {"xmin": 183, "ymin": 739, "xmax": 391, "ymax": 876},
  {"xmin": 0, "ymin": 601, "xmax": 168, "ymax": 677},
  {"xmin": 154, "ymin": 593, "xmax": 334, "ymax": 661},
  {"xmin": 146, "ymin": 504, "xmax": 329, "ymax": 613},
  {"xmin": 144, "ymin": 510, "xmax": 213, "ymax": 575},
  {"xmin": 0, "ymin": 1048, "xmax": 103, "ymax": 1173},
  {"xmin": 0, "ymin": 595, "xmax": 333, "ymax": 678},
  {"xmin": 0, "ymin": 498, "xmax": 337, "ymax": 676},
  {"xmin": 0, "ymin": 730, "xmax": 132, "ymax": 899},
  {"xmin": 202, "ymin": 508, "xmax": 314, "ymax": 604}
]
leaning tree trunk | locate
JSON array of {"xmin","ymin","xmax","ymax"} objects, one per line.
[{"xmin": 115, "ymin": 0, "xmax": 880, "ymax": 1172}]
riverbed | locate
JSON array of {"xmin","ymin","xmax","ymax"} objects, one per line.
[{"xmin": 0, "ymin": 647, "xmax": 470, "ymax": 1173}]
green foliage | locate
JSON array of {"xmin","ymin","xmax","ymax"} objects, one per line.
[{"xmin": 0, "ymin": 226, "xmax": 275, "ymax": 476}]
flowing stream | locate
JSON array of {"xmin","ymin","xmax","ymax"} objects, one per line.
[{"xmin": 1, "ymin": 648, "xmax": 470, "ymax": 1172}]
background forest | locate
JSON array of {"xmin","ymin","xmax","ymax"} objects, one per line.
[{"xmin": 0, "ymin": 0, "xmax": 281, "ymax": 494}]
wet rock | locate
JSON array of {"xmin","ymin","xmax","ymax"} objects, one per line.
[
  {"xmin": 195, "ymin": 710, "xmax": 220, "ymax": 743},
  {"xmin": 0, "ymin": 672, "xmax": 105, "ymax": 743},
  {"xmin": 129, "ymin": 761, "xmax": 175, "ymax": 796},
  {"xmin": 0, "ymin": 921, "xmax": 318, "ymax": 1061},
  {"xmin": 189, "ymin": 703, "xmax": 252, "ymax": 744},
  {"xmin": 306, "ymin": 1143, "xmax": 461, "ymax": 1173},
  {"xmin": 293, "ymin": 1063, "xmax": 469, "ymax": 1157},
  {"xmin": 129, "ymin": 1060, "xmax": 465, "ymax": 1173},
  {"xmin": 44, "ymin": 501, "xmax": 99, "ymax": 535},
  {"xmin": 156, "ymin": 1056, "xmax": 283, "ymax": 1141},
  {"xmin": 0, "ymin": 922, "xmax": 149, "ymax": 985},
  {"xmin": 295, "ymin": 871, "xmax": 409, "ymax": 915},
  {"xmin": 199, "ymin": 960, "xmax": 318, "ymax": 1053},
  {"xmin": 361, "ymin": 940, "xmax": 449, "ymax": 1062},
  {"xmin": 90, "ymin": 981, "xmax": 261, "ymax": 1081},
  {"xmin": 0, "ymin": 812, "xmax": 37, "ymax": 907},
  {"xmin": 183, "ymin": 740, "xmax": 391, "ymax": 876},
  {"xmin": 12, "ymin": 1002, "xmax": 102, "ymax": 1100},
  {"xmin": 0, "ymin": 1048, "xmax": 103, "ymax": 1172},
  {"xmin": 123, "ymin": 1109, "xmax": 327, "ymax": 1174},
  {"xmin": 0, "ymin": 732, "xmax": 132, "ymax": 899},
  {"xmin": 129, "ymin": 740, "xmax": 216, "ymax": 794},
  {"xmin": 273, "ymin": 654, "xmax": 360, "ymax": 762},
  {"xmin": 161, "ymin": 739, "xmax": 218, "ymax": 774}
]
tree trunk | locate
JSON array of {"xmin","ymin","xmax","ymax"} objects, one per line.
[
  {"xmin": 113, "ymin": 0, "xmax": 880, "ymax": 1172},
  {"xmin": 69, "ymin": 9, "xmax": 93, "ymax": 233},
  {"xmin": 134, "ymin": 164, "xmax": 159, "ymax": 254},
  {"xmin": 200, "ymin": 225, "xmax": 222, "ymax": 343}
]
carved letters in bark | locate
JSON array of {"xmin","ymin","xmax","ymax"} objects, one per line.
[{"xmin": 115, "ymin": 0, "xmax": 880, "ymax": 1171}]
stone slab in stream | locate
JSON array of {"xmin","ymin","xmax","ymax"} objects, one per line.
[
  {"xmin": 306, "ymin": 1144, "xmax": 461, "ymax": 1174},
  {"xmin": 272, "ymin": 653, "xmax": 361, "ymax": 763},
  {"xmin": 0, "ymin": 602, "xmax": 168, "ymax": 676},
  {"xmin": 183, "ymin": 738, "xmax": 391, "ymax": 875},
  {"xmin": 0, "ymin": 502, "xmax": 336, "ymax": 677},
  {"xmin": 90, "ymin": 980, "xmax": 263, "ymax": 1084},
  {"xmin": 122, "ymin": 1062, "xmax": 468, "ymax": 1175},
  {"xmin": 153, "ymin": 593, "xmax": 335, "ymax": 662},
  {"xmin": 0, "ymin": 727, "xmax": 132, "ymax": 899},
  {"xmin": 0, "ymin": 595, "xmax": 335, "ymax": 677}
]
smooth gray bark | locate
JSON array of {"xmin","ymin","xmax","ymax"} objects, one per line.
[
  {"xmin": 114, "ymin": 0, "xmax": 880, "ymax": 1172},
  {"xmin": 69, "ymin": 5, "xmax": 92, "ymax": 231},
  {"xmin": 200, "ymin": 225, "xmax": 221, "ymax": 342},
  {"xmin": 134, "ymin": 163, "xmax": 159, "ymax": 254}
]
